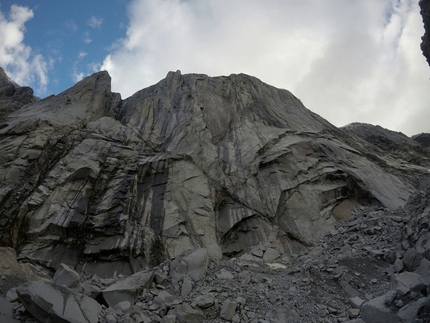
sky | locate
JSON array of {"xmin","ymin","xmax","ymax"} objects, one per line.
[{"xmin": 0, "ymin": 0, "xmax": 429, "ymax": 136}]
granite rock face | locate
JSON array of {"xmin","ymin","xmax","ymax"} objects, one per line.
[{"xmin": 0, "ymin": 69, "xmax": 426, "ymax": 278}]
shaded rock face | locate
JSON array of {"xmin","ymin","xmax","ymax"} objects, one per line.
[
  {"xmin": 342, "ymin": 123, "xmax": 430, "ymax": 168},
  {"xmin": 413, "ymin": 133, "xmax": 430, "ymax": 148},
  {"xmin": 0, "ymin": 69, "xmax": 425, "ymax": 277},
  {"xmin": 421, "ymin": 0, "xmax": 430, "ymax": 66}
]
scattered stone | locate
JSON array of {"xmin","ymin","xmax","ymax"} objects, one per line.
[
  {"xmin": 102, "ymin": 270, "xmax": 154, "ymax": 307},
  {"xmin": 220, "ymin": 299, "xmax": 238, "ymax": 320},
  {"xmin": 194, "ymin": 294, "xmax": 215, "ymax": 308},
  {"xmin": 216, "ymin": 268, "xmax": 234, "ymax": 280},
  {"xmin": 350, "ymin": 296, "xmax": 365, "ymax": 308},
  {"xmin": 265, "ymin": 308, "xmax": 299, "ymax": 322},
  {"xmin": 53, "ymin": 263, "xmax": 80, "ymax": 288},
  {"xmin": 169, "ymin": 303, "xmax": 205, "ymax": 323},
  {"xmin": 181, "ymin": 275, "xmax": 193, "ymax": 297},
  {"xmin": 170, "ymin": 248, "xmax": 208, "ymax": 283},
  {"xmin": 0, "ymin": 297, "xmax": 19, "ymax": 322},
  {"xmin": 402, "ymin": 248, "xmax": 423, "ymax": 272},
  {"xmin": 5, "ymin": 287, "xmax": 18, "ymax": 302},
  {"xmin": 393, "ymin": 258, "xmax": 404, "ymax": 273},
  {"xmin": 263, "ymin": 248, "xmax": 281, "ymax": 262},
  {"xmin": 361, "ymin": 295, "xmax": 400, "ymax": 323}
]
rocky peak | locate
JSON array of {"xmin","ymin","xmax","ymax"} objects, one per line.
[{"xmin": 0, "ymin": 67, "xmax": 36, "ymax": 119}]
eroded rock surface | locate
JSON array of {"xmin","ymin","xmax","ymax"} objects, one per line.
[{"xmin": 0, "ymin": 69, "xmax": 427, "ymax": 280}]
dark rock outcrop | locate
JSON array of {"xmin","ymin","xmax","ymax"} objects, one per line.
[
  {"xmin": 420, "ymin": 0, "xmax": 430, "ymax": 65},
  {"xmin": 412, "ymin": 133, "xmax": 430, "ymax": 148},
  {"xmin": 0, "ymin": 69, "xmax": 427, "ymax": 280}
]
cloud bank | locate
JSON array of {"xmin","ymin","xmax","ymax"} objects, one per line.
[
  {"xmin": 0, "ymin": 5, "xmax": 49, "ymax": 93},
  {"xmin": 102, "ymin": 0, "xmax": 430, "ymax": 136}
]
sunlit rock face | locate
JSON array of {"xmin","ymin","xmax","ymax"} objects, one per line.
[{"xmin": 0, "ymin": 69, "xmax": 425, "ymax": 277}]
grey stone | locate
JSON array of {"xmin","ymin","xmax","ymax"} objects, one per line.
[
  {"xmin": 250, "ymin": 248, "xmax": 264, "ymax": 258},
  {"xmin": 16, "ymin": 280, "xmax": 101, "ymax": 323},
  {"xmin": 0, "ymin": 297, "xmax": 19, "ymax": 322},
  {"xmin": 265, "ymin": 308, "xmax": 299, "ymax": 322},
  {"xmin": 349, "ymin": 296, "xmax": 365, "ymax": 308},
  {"xmin": 397, "ymin": 297, "xmax": 430, "ymax": 322},
  {"xmin": 80, "ymin": 280, "xmax": 101, "ymax": 299},
  {"xmin": 263, "ymin": 248, "xmax": 281, "ymax": 262},
  {"xmin": 221, "ymin": 299, "xmax": 238, "ymax": 320},
  {"xmin": 340, "ymin": 280, "xmax": 360, "ymax": 297},
  {"xmin": 5, "ymin": 287, "xmax": 18, "ymax": 302},
  {"xmin": 194, "ymin": 293, "xmax": 215, "ymax": 308},
  {"xmin": 161, "ymin": 314, "xmax": 177, "ymax": 323},
  {"xmin": 216, "ymin": 268, "xmax": 235, "ymax": 280},
  {"xmin": 154, "ymin": 290, "xmax": 176, "ymax": 307},
  {"xmin": 53, "ymin": 263, "xmax": 80, "ymax": 288},
  {"xmin": 361, "ymin": 295, "xmax": 400, "ymax": 323},
  {"xmin": 394, "ymin": 258, "xmax": 404, "ymax": 273},
  {"xmin": 402, "ymin": 248, "xmax": 423, "ymax": 272},
  {"xmin": 170, "ymin": 303, "xmax": 205, "ymax": 323},
  {"xmin": 102, "ymin": 270, "xmax": 154, "ymax": 307},
  {"xmin": 114, "ymin": 300, "xmax": 131, "ymax": 311},
  {"xmin": 390, "ymin": 272, "xmax": 429, "ymax": 296},
  {"xmin": 181, "ymin": 275, "xmax": 193, "ymax": 297},
  {"xmin": 170, "ymin": 248, "xmax": 208, "ymax": 283}
]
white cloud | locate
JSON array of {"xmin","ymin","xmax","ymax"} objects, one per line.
[
  {"xmin": 101, "ymin": 0, "xmax": 429, "ymax": 136},
  {"xmin": 83, "ymin": 31, "xmax": 92, "ymax": 44},
  {"xmin": 88, "ymin": 16, "xmax": 103, "ymax": 29},
  {"xmin": 0, "ymin": 5, "xmax": 49, "ymax": 93},
  {"xmin": 72, "ymin": 51, "xmax": 101, "ymax": 83}
]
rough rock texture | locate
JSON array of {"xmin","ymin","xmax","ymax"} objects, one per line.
[
  {"xmin": 420, "ymin": 0, "xmax": 430, "ymax": 66},
  {"xmin": 412, "ymin": 133, "xmax": 430, "ymax": 148},
  {"xmin": 16, "ymin": 280, "xmax": 101, "ymax": 323},
  {"xmin": 0, "ymin": 69, "xmax": 427, "ymax": 280}
]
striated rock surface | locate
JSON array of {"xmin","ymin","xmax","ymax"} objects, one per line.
[{"xmin": 0, "ymin": 69, "xmax": 427, "ymax": 280}]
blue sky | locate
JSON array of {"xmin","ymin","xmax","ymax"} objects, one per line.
[
  {"xmin": 1, "ymin": 0, "xmax": 430, "ymax": 136},
  {"xmin": 0, "ymin": 0, "xmax": 128, "ymax": 94}
]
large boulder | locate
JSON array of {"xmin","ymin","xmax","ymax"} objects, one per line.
[{"xmin": 16, "ymin": 280, "xmax": 101, "ymax": 323}]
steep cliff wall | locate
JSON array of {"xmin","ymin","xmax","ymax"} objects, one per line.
[{"xmin": 0, "ymin": 69, "xmax": 425, "ymax": 277}]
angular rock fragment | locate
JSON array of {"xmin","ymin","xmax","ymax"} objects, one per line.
[
  {"xmin": 170, "ymin": 248, "xmax": 208, "ymax": 282},
  {"xmin": 193, "ymin": 293, "xmax": 215, "ymax": 308},
  {"xmin": 53, "ymin": 263, "xmax": 80, "ymax": 288},
  {"xmin": 220, "ymin": 299, "xmax": 238, "ymax": 321},
  {"xmin": 101, "ymin": 270, "xmax": 154, "ymax": 307},
  {"xmin": 263, "ymin": 248, "xmax": 281, "ymax": 262},
  {"xmin": 361, "ymin": 295, "xmax": 399, "ymax": 323},
  {"xmin": 265, "ymin": 307, "xmax": 299, "ymax": 322},
  {"xmin": 169, "ymin": 303, "xmax": 205, "ymax": 323}
]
